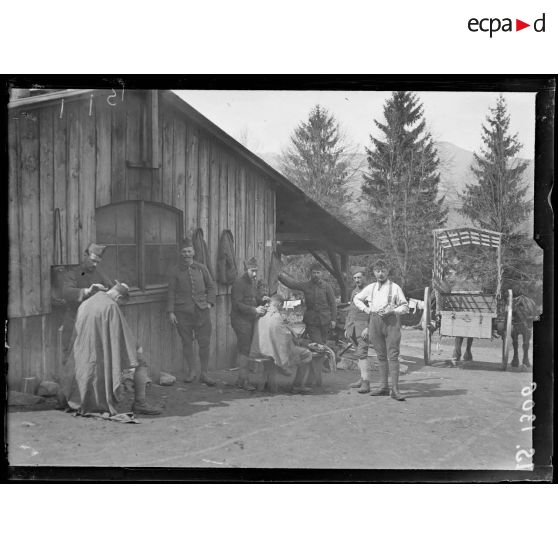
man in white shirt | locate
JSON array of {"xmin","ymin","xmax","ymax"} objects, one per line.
[{"xmin": 353, "ymin": 260, "xmax": 409, "ymax": 401}]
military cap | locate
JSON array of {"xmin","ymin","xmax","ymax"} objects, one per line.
[
  {"xmin": 244, "ymin": 256, "xmax": 258, "ymax": 269},
  {"xmin": 113, "ymin": 281, "xmax": 131, "ymax": 300}
]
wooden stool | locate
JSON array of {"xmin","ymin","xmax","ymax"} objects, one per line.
[
  {"xmin": 308, "ymin": 352, "xmax": 324, "ymax": 388},
  {"xmin": 290, "ymin": 352, "xmax": 323, "ymax": 391},
  {"xmin": 249, "ymin": 356, "xmax": 277, "ymax": 393}
]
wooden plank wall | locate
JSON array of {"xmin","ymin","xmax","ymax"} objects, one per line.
[{"xmin": 7, "ymin": 90, "xmax": 276, "ymax": 387}]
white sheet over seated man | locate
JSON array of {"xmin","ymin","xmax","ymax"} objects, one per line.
[
  {"xmin": 249, "ymin": 294, "xmax": 314, "ymax": 394},
  {"xmin": 67, "ymin": 282, "xmax": 161, "ymax": 416}
]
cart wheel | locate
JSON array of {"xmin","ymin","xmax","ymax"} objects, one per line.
[
  {"xmin": 423, "ymin": 286, "xmax": 432, "ymax": 365},
  {"xmin": 502, "ymin": 289, "xmax": 513, "ymax": 370}
]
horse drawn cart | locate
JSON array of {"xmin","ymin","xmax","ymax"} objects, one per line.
[{"xmin": 422, "ymin": 227, "xmax": 513, "ymax": 370}]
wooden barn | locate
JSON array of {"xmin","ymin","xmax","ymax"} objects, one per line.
[{"xmin": 7, "ymin": 88, "xmax": 377, "ymax": 388}]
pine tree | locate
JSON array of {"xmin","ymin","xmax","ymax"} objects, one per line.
[
  {"xmin": 280, "ymin": 104, "xmax": 356, "ymax": 218},
  {"xmin": 458, "ymin": 95, "xmax": 538, "ymax": 296},
  {"xmin": 361, "ymin": 91, "xmax": 448, "ymax": 291},
  {"xmin": 459, "ymin": 95, "xmax": 530, "ymax": 234}
]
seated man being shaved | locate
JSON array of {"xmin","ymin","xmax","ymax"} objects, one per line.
[{"xmin": 250, "ymin": 294, "xmax": 313, "ymax": 393}]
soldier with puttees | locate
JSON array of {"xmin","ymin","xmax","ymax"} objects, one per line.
[{"xmin": 345, "ymin": 267, "xmax": 375, "ymax": 393}]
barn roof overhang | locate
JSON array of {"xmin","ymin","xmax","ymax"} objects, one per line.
[
  {"xmin": 160, "ymin": 91, "xmax": 380, "ymax": 257},
  {"xmin": 9, "ymin": 88, "xmax": 380, "ymax": 257}
]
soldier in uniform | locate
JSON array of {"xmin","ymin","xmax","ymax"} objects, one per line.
[
  {"xmin": 278, "ymin": 263, "xmax": 337, "ymax": 344},
  {"xmin": 168, "ymin": 238, "xmax": 217, "ymax": 386},
  {"xmin": 230, "ymin": 257, "xmax": 269, "ymax": 391},
  {"xmin": 278, "ymin": 262, "xmax": 337, "ymax": 379},
  {"xmin": 61, "ymin": 243, "xmax": 114, "ymax": 364},
  {"xmin": 345, "ymin": 268, "xmax": 374, "ymax": 393}
]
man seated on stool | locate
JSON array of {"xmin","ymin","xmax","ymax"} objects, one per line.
[
  {"xmin": 68, "ymin": 282, "xmax": 161, "ymax": 416},
  {"xmin": 250, "ymin": 294, "xmax": 314, "ymax": 393}
]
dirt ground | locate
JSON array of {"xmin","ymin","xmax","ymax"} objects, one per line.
[{"xmin": 7, "ymin": 329, "xmax": 534, "ymax": 470}]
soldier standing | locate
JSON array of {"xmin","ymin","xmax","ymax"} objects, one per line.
[
  {"xmin": 354, "ymin": 260, "xmax": 409, "ymax": 401},
  {"xmin": 345, "ymin": 268, "xmax": 374, "ymax": 393},
  {"xmin": 168, "ymin": 238, "xmax": 217, "ymax": 386}
]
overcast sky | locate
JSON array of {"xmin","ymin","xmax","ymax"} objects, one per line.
[{"xmin": 175, "ymin": 90, "xmax": 536, "ymax": 160}]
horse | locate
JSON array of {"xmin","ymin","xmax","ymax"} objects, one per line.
[
  {"xmin": 510, "ymin": 294, "xmax": 539, "ymax": 368},
  {"xmin": 451, "ymin": 294, "xmax": 539, "ymax": 369}
]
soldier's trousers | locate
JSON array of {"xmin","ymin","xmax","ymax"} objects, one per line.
[
  {"xmin": 175, "ymin": 307, "xmax": 212, "ymax": 373},
  {"xmin": 368, "ymin": 313, "xmax": 401, "ymax": 363}
]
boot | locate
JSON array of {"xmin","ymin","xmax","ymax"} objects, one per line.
[
  {"xmin": 132, "ymin": 366, "xmax": 161, "ymax": 414},
  {"xmin": 237, "ymin": 355, "xmax": 256, "ymax": 391},
  {"xmin": 132, "ymin": 400, "xmax": 161, "ymax": 415},
  {"xmin": 370, "ymin": 360, "xmax": 390, "ymax": 396},
  {"xmin": 356, "ymin": 360, "xmax": 370, "ymax": 393},
  {"xmin": 389, "ymin": 361, "xmax": 405, "ymax": 401},
  {"xmin": 182, "ymin": 348, "xmax": 196, "ymax": 382},
  {"xmin": 349, "ymin": 379, "xmax": 363, "ymax": 389},
  {"xmin": 357, "ymin": 380, "xmax": 370, "ymax": 394},
  {"xmin": 200, "ymin": 374, "xmax": 216, "ymax": 386}
]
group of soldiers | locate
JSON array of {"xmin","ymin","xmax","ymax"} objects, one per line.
[{"xmin": 60, "ymin": 237, "xmax": 410, "ymax": 417}]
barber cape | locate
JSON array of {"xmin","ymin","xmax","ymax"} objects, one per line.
[
  {"xmin": 250, "ymin": 306, "xmax": 298, "ymax": 370},
  {"xmin": 72, "ymin": 292, "xmax": 139, "ymax": 415}
]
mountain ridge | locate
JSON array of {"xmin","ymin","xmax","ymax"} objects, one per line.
[{"xmin": 257, "ymin": 141, "xmax": 534, "ymax": 233}]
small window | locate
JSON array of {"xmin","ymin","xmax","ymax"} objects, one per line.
[{"xmin": 96, "ymin": 201, "xmax": 181, "ymax": 290}]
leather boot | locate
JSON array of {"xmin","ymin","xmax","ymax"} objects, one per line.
[
  {"xmin": 200, "ymin": 373, "xmax": 217, "ymax": 387},
  {"xmin": 182, "ymin": 348, "xmax": 195, "ymax": 382},
  {"xmin": 237, "ymin": 355, "xmax": 256, "ymax": 391},
  {"xmin": 356, "ymin": 360, "xmax": 370, "ymax": 393},
  {"xmin": 370, "ymin": 360, "xmax": 390, "ymax": 396},
  {"xmin": 357, "ymin": 380, "xmax": 370, "ymax": 394},
  {"xmin": 132, "ymin": 400, "xmax": 162, "ymax": 415},
  {"xmin": 389, "ymin": 361, "xmax": 405, "ymax": 401},
  {"xmin": 350, "ymin": 359, "xmax": 366, "ymax": 388}
]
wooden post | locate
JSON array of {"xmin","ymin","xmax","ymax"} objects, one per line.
[
  {"xmin": 309, "ymin": 249, "xmax": 348, "ymax": 302},
  {"xmin": 340, "ymin": 254, "xmax": 349, "ymax": 301},
  {"xmin": 327, "ymin": 251, "xmax": 348, "ymax": 303},
  {"xmin": 150, "ymin": 90, "xmax": 159, "ymax": 168}
]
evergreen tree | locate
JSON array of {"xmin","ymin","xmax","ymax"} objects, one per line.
[
  {"xmin": 459, "ymin": 95, "xmax": 539, "ymax": 296},
  {"xmin": 361, "ymin": 91, "xmax": 447, "ymax": 291},
  {"xmin": 280, "ymin": 104, "xmax": 356, "ymax": 218},
  {"xmin": 459, "ymin": 95, "xmax": 530, "ymax": 234}
]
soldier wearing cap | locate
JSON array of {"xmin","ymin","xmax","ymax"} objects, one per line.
[
  {"xmin": 353, "ymin": 259, "xmax": 409, "ymax": 401},
  {"xmin": 168, "ymin": 238, "xmax": 217, "ymax": 386},
  {"xmin": 345, "ymin": 267, "xmax": 374, "ymax": 393},
  {"xmin": 230, "ymin": 256, "xmax": 269, "ymax": 390},
  {"xmin": 278, "ymin": 262, "xmax": 337, "ymax": 345},
  {"xmin": 278, "ymin": 263, "xmax": 337, "ymax": 383},
  {"xmin": 61, "ymin": 242, "xmax": 114, "ymax": 363}
]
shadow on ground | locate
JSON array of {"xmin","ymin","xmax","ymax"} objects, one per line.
[
  {"xmin": 8, "ymin": 366, "xmax": 361, "ymax": 421},
  {"xmin": 399, "ymin": 381, "xmax": 468, "ymax": 399}
]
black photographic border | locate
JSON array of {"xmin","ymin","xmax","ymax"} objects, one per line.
[{"xmin": 1, "ymin": 75, "xmax": 554, "ymax": 483}]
